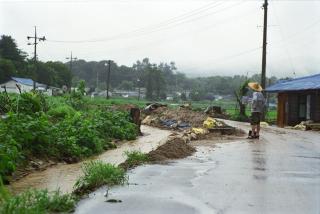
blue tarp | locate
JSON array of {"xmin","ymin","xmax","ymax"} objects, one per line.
[
  {"xmin": 11, "ymin": 77, "xmax": 34, "ymax": 86},
  {"xmin": 266, "ymin": 73, "xmax": 320, "ymax": 93}
]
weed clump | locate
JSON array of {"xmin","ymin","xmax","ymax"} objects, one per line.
[
  {"xmin": 120, "ymin": 151, "xmax": 149, "ymax": 170},
  {"xmin": 73, "ymin": 161, "xmax": 127, "ymax": 195}
]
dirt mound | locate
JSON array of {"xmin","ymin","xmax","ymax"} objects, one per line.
[{"xmin": 148, "ymin": 138, "xmax": 196, "ymax": 162}]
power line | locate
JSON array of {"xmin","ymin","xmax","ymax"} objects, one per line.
[
  {"xmin": 70, "ymin": 3, "xmax": 257, "ymax": 59},
  {"xmin": 46, "ymin": 1, "xmax": 224, "ymax": 43},
  {"xmin": 272, "ymin": 17, "xmax": 320, "ymax": 46},
  {"xmin": 270, "ymin": 1, "xmax": 296, "ymax": 77},
  {"xmin": 181, "ymin": 47, "xmax": 262, "ymax": 73},
  {"xmin": 46, "ymin": 1, "xmax": 247, "ymax": 44}
]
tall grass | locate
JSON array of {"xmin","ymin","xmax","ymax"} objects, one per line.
[
  {"xmin": 73, "ymin": 161, "xmax": 127, "ymax": 195},
  {"xmin": 123, "ymin": 150, "xmax": 149, "ymax": 169}
]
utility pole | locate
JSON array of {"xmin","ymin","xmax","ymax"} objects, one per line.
[
  {"xmin": 106, "ymin": 60, "xmax": 112, "ymax": 99},
  {"xmin": 137, "ymin": 78, "xmax": 141, "ymax": 101},
  {"xmin": 27, "ymin": 26, "xmax": 46, "ymax": 62},
  {"xmin": 27, "ymin": 26, "xmax": 45, "ymax": 90},
  {"xmin": 260, "ymin": 0, "xmax": 268, "ymax": 120},
  {"xmin": 261, "ymin": 0, "xmax": 268, "ymax": 92},
  {"xmin": 66, "ymin": 52, "xmax": 77, "ymax": 73}
]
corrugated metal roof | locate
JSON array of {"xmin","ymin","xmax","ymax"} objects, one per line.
[
  {"xmin": 266, "ymin": 73, "xmax": 320, "ymax": 93},
  {"xmin": 12, "ymin": 77, "xmax": 34, "ymax": 86}
]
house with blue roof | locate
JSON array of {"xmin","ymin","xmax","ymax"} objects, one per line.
[
  {"xmin": 266, "ymin": 73, "xmax": 320, "ymax": 127},
  {"xmin": 0, "ymin": 77, "xmax": 36, "ymax": 93},
  {"xmin": 0, "ymin": 77, "xmax": 54, "ymax": 95}
]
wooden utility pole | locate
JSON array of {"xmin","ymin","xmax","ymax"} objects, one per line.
[
  {"xmin": 137, "ymin": 78, "xmax": 141, "ymax": 101},
  {"xmin": 106, "ymin": 60, "xmax": 112, "ymax": 99},
  {"xmin": 27, "ymin": 26, "xmax": 45, "ymax": 90},
  {"xmin": 261, "ymin": 0, "xmax": 268, "ymax": 92},
  {"xmin": 27, "ymin": 26, "xmax": 46, "ymax": 62},
  {"xmin": 66, "ymin": 52, "xmax": 77, "ymax": 73}
]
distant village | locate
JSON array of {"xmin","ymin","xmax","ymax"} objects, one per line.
[{"xmin": 0, "ymin": 76, "xmax": 227, "ymax": 102}]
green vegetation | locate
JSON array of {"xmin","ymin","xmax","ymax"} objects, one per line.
[
  {"xmin": 0, "ymin": 184, "xmax": 76, "ymax": 214},
  {"xmin": 73, "ymin": 160, "xmax": 127, "ymax": 195},
  {"xmin": 123, "ymin": 150, "xmax": 149, "ymax": 169},
  {"xmin": 0, "ymin": 81, "xmax": 138, "ymax": 181}
]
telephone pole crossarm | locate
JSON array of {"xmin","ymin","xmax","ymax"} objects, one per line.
[{"xmin": 27, "ymin": 26, "xmax": 46, "ymax": 62}]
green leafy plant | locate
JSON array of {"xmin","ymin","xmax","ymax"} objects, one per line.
[
  {"xmin": 0, "ymin": 189, "xmax": 76, "ymax": 214},
  {"xmin": 47, "ymin": 105, "xmax": 76, "ymax": 119},
  {"xmin": 73, "ymin": 160, "xmax": 127, "ymax": 195}
]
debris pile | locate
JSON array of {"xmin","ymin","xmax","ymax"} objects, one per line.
[
  {"xmin": 291, "ymin": 120, "xmax": 320, "ymax": 131},
  {"xmin": 203, "ymin": 117, "xmax": 225, "ymax": 129},
  {"xmin": 142, "ymin": 106, "xmax": 210, "ymax": 129},
  {"xmin": 148, "ymin": 136, "xmax": 196, "ymax": 162}
]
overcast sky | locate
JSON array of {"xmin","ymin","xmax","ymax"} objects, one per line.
[{"xmin": 1, "ymin": 0, "xmax": 319, "ymax": 78}]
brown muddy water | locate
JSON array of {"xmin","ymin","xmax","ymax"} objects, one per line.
[{"xmin": 8, "ymin": 125, "xmax": 171, "ymax": 194}]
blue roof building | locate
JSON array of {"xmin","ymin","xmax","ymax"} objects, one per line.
[
  {"xmin": 11, "ymin": 77, "xmax": 35, "ymax": 86},
  {"xmin": 0, "ymin": 77, "xmax": 48, "ymax": 94},
  {"xmin": 266, "ymin": 74, "xmax": 320, "ymax": 127},
  {"xmin": 266, "ymin": 74, "xmax": 320, "ymax": 93}
]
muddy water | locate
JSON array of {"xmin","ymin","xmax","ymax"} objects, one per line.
[{"xmin": 9, "ymin": 125, "xmax": 171, "ymax": 194}]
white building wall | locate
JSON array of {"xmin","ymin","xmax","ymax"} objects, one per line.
[{"xmin": 0, "ymin": 80, "xmax": 33, "ymax": 93}]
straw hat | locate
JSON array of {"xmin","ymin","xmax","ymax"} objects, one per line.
[{"xmin": 248, "ymin": 82, "xmax": 263, "ymax": 92}]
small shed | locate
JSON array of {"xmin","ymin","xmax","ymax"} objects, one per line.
[{"xmin": 266, "ymin": 74, "xmax": 320, "ymax": 127}]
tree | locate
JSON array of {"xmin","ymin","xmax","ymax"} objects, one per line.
[
  {"xmin": 0, "ymin": 59, "xmax": 16, "ymax": 83},
  {"xmin": 46, "ymin": 61, "xmax": 72, "ymax": 87},
  {"xmin": 118, "ymin": 80, "xmax": 134, "ymax": 90},
  {"xmin": 0, "ymin": 35, "xmax": 26, "ymax": 62},
  {"xmin": 234, "ymin": 79, "xmax": 250, "ymax": 117}
]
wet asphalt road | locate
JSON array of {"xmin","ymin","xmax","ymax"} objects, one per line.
[{"xmin": 75, "ymin": 122, "xmax": 320, "ymax": 214}]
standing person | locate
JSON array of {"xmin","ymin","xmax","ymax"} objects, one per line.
[{"xmin": 247, "ymin": 82, "xmax": 265, "ymax": 139}]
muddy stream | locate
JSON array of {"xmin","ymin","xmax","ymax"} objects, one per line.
[{"xmin": 8, "ymin": 125, "xmax": 171, "ymax": 194}]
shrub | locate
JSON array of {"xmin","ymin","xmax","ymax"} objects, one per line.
[
  {"xmin": 53, "ymin": 112, "xmax": 104, "ymax": 159},
  {"xmin": 90, "ymin": 110, "xmax": 137, "ymax": 141},
  {"xmin": 15, "ymin": 92, "xmax": 48, "ymax": 114},
  {"xmin": 47, "ymin": 105, "xmax": 76, "ymax": 119},
  {"xmin": 73, "ymin": 161, "xmax": 127, "ymax": 195},
  {"xmin": 2, "ymin": 113, "xmax": 53, "ymax": 157},
  {"xmin": 0, "ymin": 135, "xmax": 19, "ymax": 181},
  {"xmin": 0, "ymin": 189, "xmax": 76, "ymax": 214},
  {"xmin": 67, "ymin": 80, "xmax": 86, "ymax": 110}
]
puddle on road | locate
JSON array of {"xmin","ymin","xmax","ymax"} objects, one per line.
[{"xmin": 8, "ymin": 126, "xmax": 171, "ymax": 194}]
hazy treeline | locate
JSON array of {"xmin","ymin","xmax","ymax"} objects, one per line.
[{"xmin": 72, "ymin": 58, "xmax": 278, "ymax": 100}]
